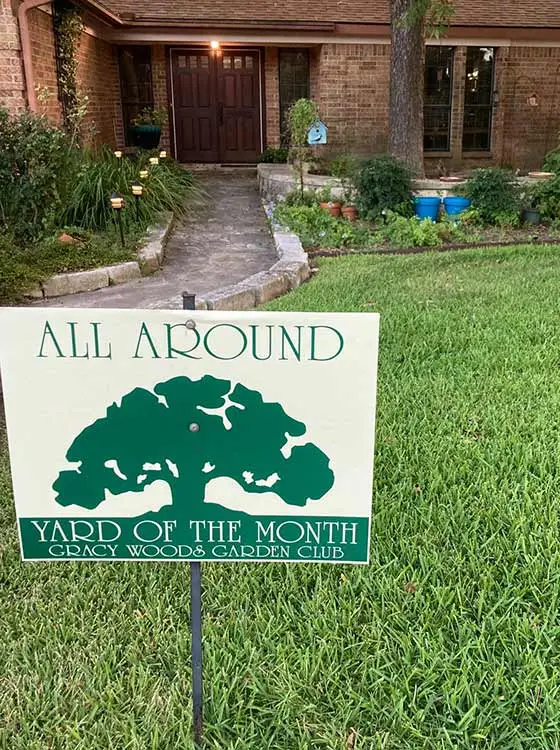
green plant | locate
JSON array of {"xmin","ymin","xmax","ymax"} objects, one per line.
[
  {"xmin": 0, "ymin": 109, "xmax": 78, "ymax": 242},
  {"xmin": 257, "ymin": 147, "xmax": 289, "ymax": 164},
  {"xmin": 542, "ymin": 148, "xmax": 560, "ymax": 174},
  {"xmin": 53, "ymin": 4, "xmax": 85, "ymax": 143},
  {"xmin": 286, "ymin": 98, "xmax": 319, "ymax": 198},
  {"xmin": 463, "ymin": 168, "xmax": 521, "ymax": 225},
  {"xmin": 273, "ymin": 202, "xmax": 373, "ymax": 249},
  {"xmin": 316, "ymin": 185, "xmax": 336, "ymax": 203},
  {"xmin": 131, "ymin": 107, "xmax": 168, "ymax": 128},
  {"xmin": 530, "ymin": 174, "xmax": 560, "ymax": 222},
  {"xmin": 375, "ymin": 211, "xmax": 468, "ymax": 248},
  {"xmin": 64, "ymin": 148, "xmax": 200, "ymax": 231},
  {"xmin": 281, "ymin": 190, "xmax": 318, "ymax": 208},
  {"xmin": 352, "ymin": 155, "xmax": 412, "ymax": 220}
]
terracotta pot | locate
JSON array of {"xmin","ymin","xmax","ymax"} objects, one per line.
[
  {"xmin": 320, "ymin": 201, "xmax": 342, "ymax": 217},
  {"xmin": 342, "ymin": 205, "xmax": 358, "ymax": 221}
]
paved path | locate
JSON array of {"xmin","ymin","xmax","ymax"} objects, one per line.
[{"xmin": 41, "ymin": 169, "xmax": 277, "ymax": 309}]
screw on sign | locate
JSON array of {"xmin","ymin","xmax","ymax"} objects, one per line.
[{"xmin": 0, "ymin": 299, "xmax": 379, "ymax": 747}]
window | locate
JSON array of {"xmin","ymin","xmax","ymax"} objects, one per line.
[
  {"xmin": 278, "ymin": 49, "xmax": 310, "ymax": 146},
  {"xmin": 424, "ymin": 46, "xmax": 454, "ymax": 151},
  {"xmin": 118, "ymin": 46, "xmax": 154, "ymax": 143},
  {"xmin": 463, "ymin": 47, "xmax": 495, "ymax": 151}
]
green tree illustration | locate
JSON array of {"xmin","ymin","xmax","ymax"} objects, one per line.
[{"xmin": 53, "ymin": 375, "xmax": 334, "ymax": 519}]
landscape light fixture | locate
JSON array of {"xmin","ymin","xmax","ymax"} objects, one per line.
[
  {"xmin": 114, "ymin": 150, "xmax": 123, "ymax": 158},
  {"xmin": 139, "ymin": 169, "xmax": 149, "ymax": 179},
  {"xmin": 149, "ymin": 156, "xmax": 159, "ymax": 166},
  {"xmin": 110, "ymin": 192, "xmax": 125, "ymax": 247},
  {"xmin": 131, "ymin": 183, "xmax": 143, "ymax": 221},
  {"xmin": 159, "ymin": 150, "xmax": 167, "ymax": 159}
]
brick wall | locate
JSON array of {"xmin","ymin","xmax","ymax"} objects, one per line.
[
  {"xmin": 264, "ymin": 47, "xmax": 280, "ymax": 148},
  {"xmin": 151, "ymin": 45, "xmax": 171, "ymax": 152},
  {"xmin": 499, "ymin": 47, "xmax": 560, "ymax": 170},
  {"xmin": 0, "ymin": 0, "xmax": 26, "ymax": 114},
  {"xmin": 315, "ymin": 43, "xmax": 390, "ymax": 155},
  {"xmin": 75, "ymin": 29, "xmax": 121, "ymax": 146},
  {"xmin": 28, "ymin": 5, "xmax": 61, "ymax": 122}
]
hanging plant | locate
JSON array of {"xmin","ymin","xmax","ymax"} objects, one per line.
[{"xmin": 53, "ymin": 2, "xmax": 85, "ymax": 139}]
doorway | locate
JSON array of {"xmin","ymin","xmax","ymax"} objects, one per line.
[{"xmin": 171, "ymin": 49, "xmax": 262, "ymax": 163}]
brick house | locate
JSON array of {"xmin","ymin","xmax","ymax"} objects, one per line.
[{"xmin": 2, "ymin": 0, "xmax": 560, "ymax": 171}]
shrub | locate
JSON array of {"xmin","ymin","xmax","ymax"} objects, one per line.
[
  {"xmin": 531, "ymin": 174, "xmax": 560, "ymax": 222},
  {"xmin": 542, "ymin": 149, "xmax": 560, "ymax": 174},
  {"xmin": 375, "ymin": 211, "xmax": 468, "ymax": 248},
  {"xmin": 258, "ymin": 147, "xmax": 289, "ymax": 164},
  {"xmin": 273, "ymin": 202, "xmax": 372, "ymax": 249},
  {"xmin": 281, "ymin": 190, "xmax": 318, "ymax": 208},
  {"xmin": 0, "ymin": 109, "xmax": 78, "ymax": 241},
  {"xmin": 351, "ymin": 155, "xmax": 412, "ymax": 220},
  {"xmin": 463, "ymin": 168, "xmax": 520, "ymax": 225}
]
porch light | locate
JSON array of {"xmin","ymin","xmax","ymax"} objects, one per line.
[
  {"xmin": 110, "ymin": 192, "xmax": 125, "ymax": 247},
  {"xmin": 139, "ymin": 169, "xmax": 149, "ymax": 179},
  {"xmin": 210, "ymin": 40, "xmax": 220, "ymax": 50},
  {"xmin": 131, "ymin": 183, "xmax": 143, "ymax": 222},
  {"xmin": 159, "ymin": 150, "xmax": 167, "ymax": 159},
  {"xmin": 149, "ymin": 156, "xmax": 159, "ymax": 166},
  {"xmin": 114, "ymin": 150, "xmax": 123, "ymax": 158}
]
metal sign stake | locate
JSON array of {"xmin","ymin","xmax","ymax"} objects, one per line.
[{"xmin": 182, "ymin": 290, "xmax": 203, "ymax": 747}]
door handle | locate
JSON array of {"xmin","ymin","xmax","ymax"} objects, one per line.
[{"xmin": 218, "ymin": 102, "xmax": 224, "ymax": 127}]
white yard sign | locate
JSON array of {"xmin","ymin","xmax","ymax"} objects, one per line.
[{"xmin": 0, "ymin": 309, "xmax": 379, "ymax": 563}]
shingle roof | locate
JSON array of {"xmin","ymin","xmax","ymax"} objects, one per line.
[{"xmin": 95, "ymin": 0, "xmax": 560, "ymax": 27}]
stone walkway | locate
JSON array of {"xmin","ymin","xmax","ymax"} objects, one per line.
[{"xmin": 40, "ymin": 169, "xmax": 278, "ymax": 309}]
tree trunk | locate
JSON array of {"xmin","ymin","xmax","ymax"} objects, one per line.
[{"xmin": 389, "ymin": 0, "xmax": 426, "ymax": 177}]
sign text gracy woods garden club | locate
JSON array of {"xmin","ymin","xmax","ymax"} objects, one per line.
[{"xmin": 0, "ymin": 309, "xmax": 379, "ymax": 564}]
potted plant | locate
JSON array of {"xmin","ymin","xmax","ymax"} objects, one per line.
[
  {"xmin": 341, "ymin": 182, "xmax": 358, "ymax": 221},
  {"xmin": 317, "ymin": 185, "xmax": 342, "ymax": 217},
  {"xmin": 520, "ymin": 184, "xmax": 541, "ymax": 225},
  {"xmin": 128, "ymin": 107, "xmax": 167, "ymax": 150}
]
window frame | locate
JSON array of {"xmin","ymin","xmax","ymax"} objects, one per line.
[
  {"xmin": 423, "ymin": 45, "xmax": 455, "ymax": 153},
  {"xmin": 462, "ymin": 47, "xmax": 496, "ymax": 153},
  {"xmin": 278, "ymin": 48, "xmax": 311, "ymax": 146},
  {"xmin": 118, "ymin": 46, "xmax": 155, "ymax": 144}
]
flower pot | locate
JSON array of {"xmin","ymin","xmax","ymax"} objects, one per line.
[
  {"xmin": 414, "ymin": 196, "xmax": 441, "ymax": 222},
  {"xmin": 522, "ymin": 208, "xmax": 541, "ymax": 225},
  {"xmin": 341, "ymin": 206, "xmax": 358, "ymax": 221},
  {"xmin": 443, "ymin": 196, "xmax": 472, "ymax": 217},
  {"xmin": 128, "ymin": 124, "xmax": 162, "ymax": 150},
  {"xmin": 320, "ymin": 201, "xmax": 342, "ymax": 217}
]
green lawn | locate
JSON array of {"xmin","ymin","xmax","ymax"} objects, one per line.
[{"xmin": 3, "ymin": 243, "xmax": 560, "ymax": 748}]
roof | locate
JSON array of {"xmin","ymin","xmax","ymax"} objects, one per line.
[{"xmin": 91, "ymin": 0, "xmax": 560, "ymax": 28}]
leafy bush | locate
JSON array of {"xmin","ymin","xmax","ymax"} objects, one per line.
[
  {"xmin": 375, "ymin": 211, "xmax": 469, "ymax": 248},
  {"xmin": 258, "ymin": 147, "xmax": 289, "ymax": 164},
  {"xmin": 463, "ymin": 168, "xmax": 520, "ymax": 225},
  {"xmin": 273, "ymin": 202, "xmax": 372, "ymax": 249},
  {"xmin": 281, "ymin": 190, "xmax": 318, "ymax": 208},
  {"xmin": 131, "ymin": 107, "xmax": 168, "ymax": 127},
  {"xmin": 352, "ymin": 155, "xmax": 412, "ymax": 220},
  {"xmin": 530, "ymin": 174, "xmax": 560, "ymax": 222},
  {"xmin": 542, "ymin": 149, "xmax": 560, "ymax": 174},
  {"xmin": 0, "ymin": 109, "xmax": 79, "ymax": 241}
]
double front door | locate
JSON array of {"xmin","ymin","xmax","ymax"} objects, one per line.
[{"xmin": 171, "ymin": 49, "xmax": 261, "ymax": 163}]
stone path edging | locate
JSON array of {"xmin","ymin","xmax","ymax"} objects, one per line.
[
  {"xmin": 193, "ymin": 224, "xmax": 310, "ymax": 310},
  {"xmin": 26, "ymin": 212, "xmax": 174, "ymax": 300}
]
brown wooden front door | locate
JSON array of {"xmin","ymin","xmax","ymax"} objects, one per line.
[{"xmin": 171, "ymin": 50, "xmax": 261, "ymax": 163}]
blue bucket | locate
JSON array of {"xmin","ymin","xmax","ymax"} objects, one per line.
[
  {"xmin": 443, "ymin": 196, "xmax": 471, "ymax": 216},
  {"xmin": 415, "ymin": 196, "xmax": 441, "ymax": 221}
]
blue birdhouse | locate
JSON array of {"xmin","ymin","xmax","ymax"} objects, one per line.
[{"xmin": 307, "ymin": 119, "xmax": 328, "ymax": 145}]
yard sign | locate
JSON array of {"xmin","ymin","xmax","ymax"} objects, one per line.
[{"xmin": 0, "ymin": 309, "xmax": 379, "ymax": 564}]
